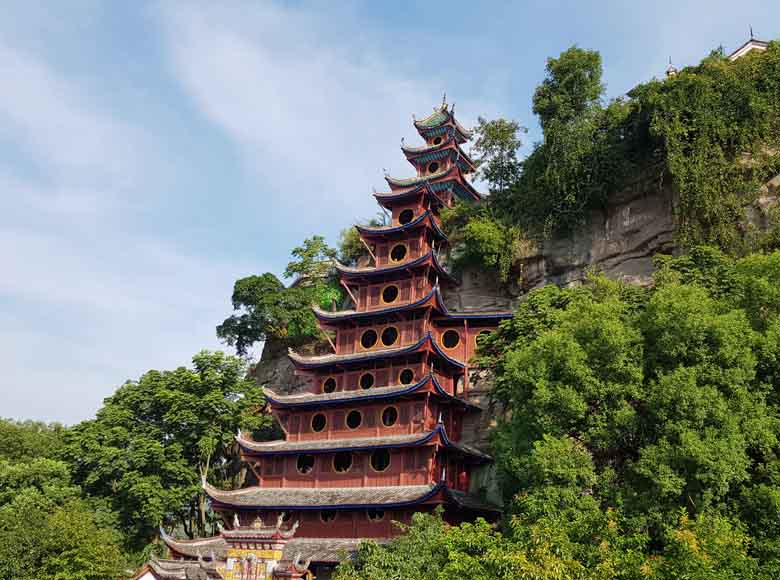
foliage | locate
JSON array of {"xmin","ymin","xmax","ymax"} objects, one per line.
[
  {"xmin": 490, "ymin": 42, "xmax": 780, "ymax": 249},
  {"xmin": 338, "ymin": 215, "xmax": 386, "ymax": 266},
  {"xmin": 63, "ymin": 350, "xmax": 270, "ymax": 548},
  {"xmin": 218, "ymin": 235, "xmax": 344, "ymax": 354},
  {"xmin": 0, "ymin": 457, "xmax": 128, "ymax": 580},
  {"xmin": 471, "ymin": 117, "xmax": 525, "ymax": 194},
  {"xmin": 0, "ymin": 418, "xmax": 66, "ymax": 462}
]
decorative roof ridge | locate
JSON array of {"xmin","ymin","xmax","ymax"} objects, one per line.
[
  {"xmin": 413, "ymin": 104, "xmax": 472, "ymax": 140},
  {"xmin": 159, "ymin": 527, "xmax": 226, "ymax": 549},
  {"xmin": 385, "ymin": 164, "xmax": 456, "ymax": 189},
  {"xmin": 334, "ymin": 250, "xmax": 455, "ymax": 283}
]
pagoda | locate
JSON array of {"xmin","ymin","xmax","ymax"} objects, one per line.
[{"xmin": 149, "ymin": 101, "xmax": 512, "ymax": 580}]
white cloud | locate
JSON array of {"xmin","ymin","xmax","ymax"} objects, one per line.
[{"xmin": 157, "ymin": 1, "xmax": 496, "ymax": 227}]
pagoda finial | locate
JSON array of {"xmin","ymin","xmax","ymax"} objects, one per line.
[
  {"xmin": 441, "ymin": 92, "xmax": 447, "ymax": 109},
  {"xmin": 750, "ymin": 24, "xmax": 755, "ymax": 40}
]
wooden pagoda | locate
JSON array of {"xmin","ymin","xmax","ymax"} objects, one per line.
[{"xmin": 154, "ymin": 101, "xmax": 512, "ymax": 580}]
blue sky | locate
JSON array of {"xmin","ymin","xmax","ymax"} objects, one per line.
[{"xmin": 1, "ymin": 0, "xmax": 778, "ymax": 424}]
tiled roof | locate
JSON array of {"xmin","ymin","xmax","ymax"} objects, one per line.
[
  {"xmin": 312, "ymin": 288, "xmax": 440, "ymax": 322},
  {"xmin": 264, "ymin": 374, "xmax": 481, "ymax": 411},
  {"xmin": 282, "ymin": 537, "xmax": 388, "ymax": 564},
  {"xmin": 160, "ymin": 530, "xmax": 227, "ymax": 559},
  {"xmin": 146, "ymin": 559, "xmax": 222, "ymax": 580},
  {"xmin": 204, "ymin": 482, "xmax": 442, "ymax": 509},
  {"xmin": 238, "ymin": 430, "xmax": 436, "ymax": 455},
  {"xmin": 354, "ymin": 211, "xmax": 447, "ymax": 240},
  {"xmin": 415, "ymin": 108, "xmax": 450, "ymax": 128},
  {"xmin": 264, "ymin": 379, "xmax": 429, "ymax": 407},
  {"xmin": 334, "ymin": 250, "xmax": 455, "ymax": 284},
  {"xmin": 384, "ymin": 165, "xmax": 480, "ymax": 201},
  {"xmin": 447, "ymin": 489, "xmax": 501, "ymax": 513},
  {"xmin": 288, "ymin": 333, "xmax": 465, "ymax": 371}
]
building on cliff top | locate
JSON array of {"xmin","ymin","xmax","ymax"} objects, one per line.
[{"xmin": 136, "ymin": 101, "xmax": 512, "ymax": 580}]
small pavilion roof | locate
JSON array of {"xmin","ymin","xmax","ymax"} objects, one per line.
[
  {"xmin": 728, "ymin": 37, "xmax": 769, "ymax": 61},
  {"xmin": 159, "ymin": 529, "xmax": 227, "ymax": 560},
  {"xmin": 354, "ymin": 210, "xmax": 447, "ymax": 241},
  {"xmin": 413, "ymin": 104, "xmax": 471, "ymax": 143},
  {"xmin": 288, "ymin": 332, "xmax": 465, "ymax": 371},
  {"xmin": 334, "ymin": 250, "xmax": 455, "ymax": 284},
  {"xmin": 204, "ymin": 481, "xmax": 443, "ymax": 510},
  {"xmin": 237, "ymin": 424, "xmax": 491, "ymax": 461}
]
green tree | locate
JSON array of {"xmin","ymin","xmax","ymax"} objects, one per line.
[
  {"xmin": 471, "ymin": 117, "xmax": 524, "ymax": 195},
  {"xmin": 63, "ymin": 350, "xmax": 270, "ymax": 547},
  {"xmin": 0, "ymin": 418, "xmax": 66, "ymax": 462}
]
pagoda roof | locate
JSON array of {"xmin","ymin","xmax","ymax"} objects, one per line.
[
  {"xmin": 313, "ymin": 286, "xmax": 512, "ymax": 324},
  {"xmin": 204, "ymin": 481, "xmax": 444, "ymax": 510},
  {"xmin": 728, "ymin": 38, "xmax": 769, "ymax": 61},
  {"xmin": 263, "ymin": 372, "xmax": 478, "ymax": 410},
  {"xmin": 142, "ymin": 559, "xmax": 222, "ymax": 580},
  {"xmin": 334, "ymin": 250, "xmax": 455, "ymax": 284},
  {"xmin": 283, "ymin": 537, "xmax": 380, "ymax": 564},
  {"xmin": 401, "ymin": 137, "xmax": 475, "ymax": 173},
  {"xmin": 160, "ymin": 529, "xmax": 227, "ymax": 560},
  {"xmin": 354, "ymin": 210, "xmax": 447, "ymax": 241},
  {"xmin": 414, "ymin": 104, "xmax": 471, "ymax": 143},
  {"xmin": 373, "ymin": 183, "xmax": 448, "ymax": 209},
  {"xmin": 288, "ymin": 332, "xmax": 465, "ymax": 371},
  {"xmin": 237, "ymin": 424, "xmax": 491, "ymax": 461},
  {"xmin": 384, "ymin": 165, "xmax": 481, "ymax": 202}
]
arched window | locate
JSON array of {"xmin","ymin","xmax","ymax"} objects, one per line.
[
  {"xmin": 371, "ymin": 449, "xmax": 391, "ymax": 472},
  {"xmin": 296, "ymin": 454, "xmax": 315, "ymax": 475},
  {"xmin": 333, "ymin": 452, "xmax": 353, "ymax": 473},
  {"xmin": 346, "ymin": 410, "xmax": 362, "ymax": 430}
]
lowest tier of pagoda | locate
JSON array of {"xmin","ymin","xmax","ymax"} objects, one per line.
[{"xmin": 162, "ymin": 101, "xmax": 512, "ymax": 576}]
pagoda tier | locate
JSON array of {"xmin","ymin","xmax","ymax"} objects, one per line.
[
  {"xmin": 355, "ymin": 210, "xmax": 447, "ymax": 242},
  {"xmin": 373, "ymin": 183, "xmax": 452, "ymax": 210},
  {"xmin": 384, "ymin": 163, "xmax": 480, "ymax": 203},
  {"xmin": 262, "ymin": 373, "xmax": 480, "ymax": 410},
  {"xmin": 413, "ymin": 103, "xmax": 472, "ymax": 144},
  {"xmin": 401, "ymin": 134, "xmax": 476, "ymax": 174}
]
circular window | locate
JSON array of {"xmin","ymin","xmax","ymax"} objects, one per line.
[
  {"xmin": 366, "ymin": 509, "xmax": 385, "ymax": 522},
  {"xmin": 323, "ymin": 377, "xmax": 337, "ymax": 393},
  {"xmin": 281, "ymin": 511, "xmax": 292, "ymax": 523},
  {"xmin": 320, "ymin": 510, "xmax": 338, "ymax": 523},
  {"xmin": 359, "ymin": 372, "xmax": 375, "ymax": 390},
  {"xmin": 381, "ymin": 407, "xmax": 398, "ymax": 427},
  {"xmin": 398, "ymin": 209, "xmax": 414, "ymax": 224},
  {"xmin": 433, "ymin": 136, "xmax": 442, "ymax": 146},
  {"xmin": 381, "ymin": 326, "xmax": 399, "ymax": 347},
  {"xmin": 390, "ymin": 244, "xmax": 407, "ymax": 262},
  {"xmin": 296, "ymin": 454, "xmax": 315, "ymax": 475},
  {"xmin": 311, "ymin": 413, "xmax": 327, "ymax": 432},
  {"xmin": 428, "ymin": 161, "xmax": 440, "ymax": 173},
  {"xmin": 371, "ymin": 449, "xmax": 391, "ymax": 472},
  {"xmin": 360, "ymin": 329, "xmax": 378, "ymax": 349},
  {"xmin": 382, "ymin": 285, "xmax": 399, "ymax": 304},
  {"xmin": 346, "ymin": 410, "xmax": 362, "ymax": 430},
  {"xmin": 333, "ymin": 452, "xmax": 353, "ymax": 473},
  {"xmin": 399, "ymin": 368, "xmax": 415, "ymax": 385},
  {"xmin": 442, "ymin": 329, "xmax": 461, "ymax": 349}
]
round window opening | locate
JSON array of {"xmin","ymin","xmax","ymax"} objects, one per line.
[
  {"xmin": 296, "ymin": 454, "xmax": 315, "ymax": 475},
  {"xmin": 442, "ymin": 329, "xmax": 461, "ymax": 349},
  {"xmin": 281, "ymin": 511, "xmax": 292, "ymax": 523},
  {"xmin": 371, "ymin": 449, "xmax": 391, "ymax": 472},
  {"xmin": 398, "ymin": 209, "xmax": 414, "ymax": 224},
  {"xmin": 323, "ymin": 377, "xmax": 337, "ymax": 393},
  {"xmin": 428, "ymin": 161, "xmax": 440, "ymax": 173},
  {"xmin": 382, "ymin": 285, "xmax": 399, "ymax": 304},
  {"xmin": 359, "ymin": 372, "xmax": 375, "ymax": 390},
  {"xmin": 320, "ymin": 510, "xmax": 338, "ymax": 523},
  {"xmin": 381, "ymin": 326, "xmax": 399, "ymax": 347},
  {"xmin": 311, "ymin": 413, "xmax": 327, "ymax": 433},
  {"xmin": 390, "ymin": 244, "xmax": 408, "ymax": 262},
  {"xmin": 346, "ymin": 410, "xmax": 362, "ymax": 430},
  {"xmin": 382, "ymin": 407, "xmax": 398, "ymax": 427},
  {"xmin": 366, "ymin": 509, "xmax": 385, "ymax": 521},
  {"xmin": 432, "ymin": 136, "xmax": 443, "ymax": 145},
  {"xmin": 333, "ymin": 451, "xmax": 353, "ymax": 473},
  {"xmin": 399, "ymin": 368, "xmax": 415, "ymax": 385},
  {"xmin": 360, "ymin": 329, "xmax": 378, "ymax": 349}
]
